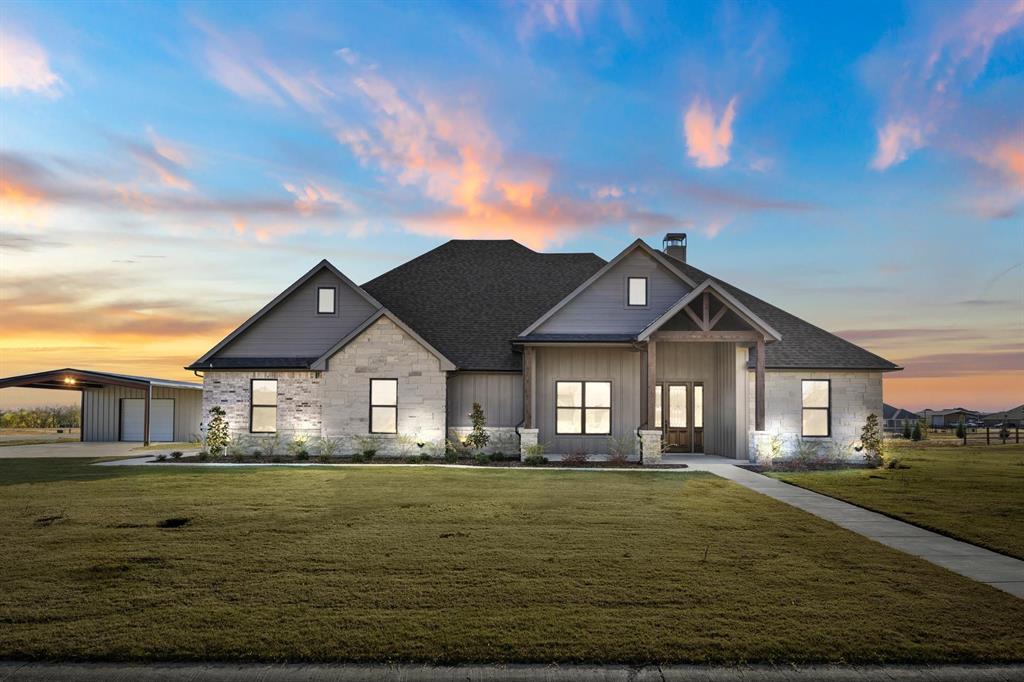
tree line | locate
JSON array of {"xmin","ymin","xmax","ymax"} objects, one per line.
[{"xmin": 0, "ymin": 406, "xmax": 81, "ymax": 429}]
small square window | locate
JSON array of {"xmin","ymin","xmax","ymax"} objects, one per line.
[
  {"xmin": 627, "ymin": 277, "xmax": 647, "ymax": 306},
  {"xmin": 317, "ymin": 287, "xmax": 336, "ymax": 314}
]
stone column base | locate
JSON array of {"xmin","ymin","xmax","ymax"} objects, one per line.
[
  {"xmin": 519, "ymin": 428, "xmax": 539, "ymax": 461},
  {"xmin": 639, "ymin": 429, "xmax": 663, "ymax": 464}
]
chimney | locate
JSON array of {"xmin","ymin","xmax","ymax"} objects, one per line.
[{"xmin": 663, "ymin": 232, "xmax": 687, "ymax": 262}]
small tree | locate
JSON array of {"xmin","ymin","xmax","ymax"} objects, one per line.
[
  {"xmin": 902, "ymin": 421, "xmax": 912, "ymax": 439},
  {"xmin": 206, "ymin": 406, "xmax": 230, "ymax": 457},
  {"xmin": 955, "ymin": 421, "xmax": 966, "ymax": 440},
  {"xmin": 911, "ymin": 420, "xmax": 923, "ymax": 441},
  {"xmin": 861, "ymin": 413, "xmax": 883, "ymax": 467},
  {"xmin": 464, "ymin": 402, "xmax": 490, "ymax": 450}
]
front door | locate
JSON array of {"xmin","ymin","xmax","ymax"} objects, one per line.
[{"xmin": 660, "ymin": 381, "xmax": 704, "ymax": 453}]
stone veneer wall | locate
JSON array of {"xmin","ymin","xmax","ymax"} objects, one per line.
[
  {"xmin": 201, "ymin": 371, "xmax": 323, "ymax": 440},
  {"xmin": 747, "ymin": 370, "xmax": 883, "ymax": 461},
  {"xmin": 321, "ymin": 316, "xmax": 447, "ymax": 456},
  {"xmin": 447, "ymin": 426, "xmax": 520, "ymax": 455}
]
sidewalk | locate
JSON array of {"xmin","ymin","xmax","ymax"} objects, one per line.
[
  {"xmin": 682, "ymin": 458, "xmax": 1024, "ymax": 598},
  {"xmin": 2, "ymin": 662, "xmax": 1023, "ymax": 681}
]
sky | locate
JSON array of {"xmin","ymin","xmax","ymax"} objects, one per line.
[{"xmin": 1, "ymin": 0, "xmax": 1022, "ymax": 412}]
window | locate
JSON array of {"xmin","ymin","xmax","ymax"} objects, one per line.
[
  {"xmin": 802, "ymin": 379, "xmax": 830, "ymax": 436},
  {"xmin": 370, "ymin": 378, "xmax": 397, "ymax": 433},
  {"xmin": 250, "ymin": 379, "xmax": 278, "ymax": 433},
  {"xmin": 556, "ymin": 381, "xmax": 611, "ymax": 434},
  {"xmin": 627, "ymin": 277, "xmax": 647, "ymax": 307},
  {"xmin": 654, "ymin": 384, "xmax": 662, "ymax": 428},
  {"xmin": 317, "ymin": 287, "xmax": 336, "ymax": 314}
]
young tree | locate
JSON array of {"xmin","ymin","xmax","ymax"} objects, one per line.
[
  {"xmin": 860, "ymin": 413, "xmax": 883, "ymax": 467},
  {"xmin": 464, "ymin": 402, "xmax": 490, "ymax": 451},
  {"xmin": 911, "ymin": 420, "xmax": 923, "ymax": 442},
  {"xmin": 955, "ymin": 421, "xmax": 966, "ymax": 440},
  {"xmin": 902, "ymin": 421, "xmax": 912, "ymax": 439},
  {"xmin": 206, "ymin": 406, "xmax": 230, "ymax": 457}
]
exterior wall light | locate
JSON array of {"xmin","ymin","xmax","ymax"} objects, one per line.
[{"xmin": 64, "ymin": 377, "xmax": 76, "ymax": 385}]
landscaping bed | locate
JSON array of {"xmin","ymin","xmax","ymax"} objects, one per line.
[
  {"xmin": 153, "ymin": 452, "xmax": 687, "ymax": 469},
  {"xmin": 1, "ymin": 458, "xmax": 1023, "ymax": 664}
]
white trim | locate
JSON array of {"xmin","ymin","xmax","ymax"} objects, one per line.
[{"xmin": 636, "ymin": 279, "xmax": 782, "ymax": 342}]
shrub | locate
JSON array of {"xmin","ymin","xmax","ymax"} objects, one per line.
[
  {"xmin": 827, "ymin": 440, "xmax": 850, "ymax": 463},
  {"xmin": 911, "ymin": 420, "xmax": 923, "ymax": 441},
  {"xmin": 170, "ymin": 451, "xmax": 183, "ymax": 460},
  {"xmin": 758, "ymin": 432, "xmax": 784, "ymax": 465},
  {"xmin": 417, "ymin": 452, "xmax": 433, "ymax": 463},
  {"xmin": 793, "ymin": 439, "xmax": 821, "ymax": 469},
  {"xmin": 205, "ymin": 406, "xmax": 230, "ymax": 457},
  {"xmin": 270, "ymin": 454, "xmax": 284, "ymax": 463},
  {"xmin": 317, "ymin": 436, "xmax": 342, "ymax": 461},
  {"xmin": 523, "ymin": 441, "xmax": 547, "ymax": 458},
  {"xmin": 261, "ymin": 434, "xmax": 282, "ymax": 458},
  {"xmin": 444, "ymin": 438, "xmax": 469, "ymax": 463},
  {"xmin": 352, "ymin": 434, "xmax": 382, "ymax": 458},
  {"xmin": 155, "ymin": 453, "xmax": 168, "ymax": 462},
  {"xmin": 561, "ymin": 451, "xmax": 588, "ymax": 466},
  {"xmin": 198, "ymin": 450, "xmax": 210, "ymax": 462},
  {"xmin": 860, "ymin": 414, "xmax": 882, "ymax": 466},
  {"xmin": 226, "ymin": 435, "xmax": 250, "ymax": 460},
  {"xmin": 286, "ymin": 435, "xmax": 310, "ymax": 460},
  {"xmin": 955, "ymin": 422, "xmax": 967, "ymax": 440},
  {"xmin": 999, "ymin": 426, "xmax": 1011, "ymax": 443},
  {"xmin": 607, "ymin": 435, "xmax": 634, "ymax": 463},
  {"xmin": 350, "ymin": 452, "xmax": 365, "ymax": 463},
  {"xmin": 606, "ymin": 451, "xmax": 630, "ymax": 466},
  {"xmin": 488, "ymin": 452, "xmax": 507, "ymax": 462},
  {"xmin": 523, "ymin": 454, "xmax": 548, "ymax": 466},
  {"xmin": 464, "ymin": 402, "xmax": 491, "ymax": 450},
  {"xmin": 443, "ymin": 448, "xmax": 459, "ymax": 464},
  {"xmin": 902, "ymin": 422, "xmax": 912, "ymax": 439},
  {"xmin": 396, "ymin": 433, "xmax": 418, "ymax": 459},
  {"xmin": 474, "ymin": 452, "xmax": 491, "ymax": 466}
]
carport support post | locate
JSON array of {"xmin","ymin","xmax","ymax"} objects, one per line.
[{"xmin": 143, "ymin": 384, "xmax": 152, "ymax": 447}]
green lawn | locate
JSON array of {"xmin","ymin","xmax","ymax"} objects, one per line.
[
  {"xmin": 1, "ymin": 459, "xmax": 1022, "ymax": 664},
  {"xmin": 770, "ymin": 442, "xmax": 1024, "ymax": 559}
]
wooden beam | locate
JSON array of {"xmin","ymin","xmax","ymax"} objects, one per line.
[
  {"xmin": 755, "ymin": 338, "xmax": 765, "ymax": 431},
  {"xmin": 522, "ymin": 347, "xmax": 535, "ymax": 429},
  {"xmin": 702, "ymin": 292, "xmax": 710, "ymax": 329},
  {"xmin": 143, "ymin": 383, "xmax": 152, "ymax": 447},
  {"xmin": 647, "ymin": 340, "xmax": 657, "ymax": 428},
  {"xmin": 652, "ymin": 330, "xmax": 761, "ymax": 342},
  {"xmin": 683, "ymin": 304, "xmax": 705, "ymax": 330},
  {"xmin": 707, "ymin": 304, "xmax": 727, "ymax": 331}
]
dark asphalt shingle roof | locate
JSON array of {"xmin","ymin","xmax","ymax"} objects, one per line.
[
  {"xmin": 883, "ymin": 403, "xmax": 919, "ymax": 420},
  {"xmin": 514, "ymin": 333, "xmax": 637, "ymax": 343},
  {"xmin": 364, "ymin": 239, "xmax": 898, "ymax": 372},
  {"xmin": 362, "ymin": 240, "xmax": 605, "ymax": 371}
]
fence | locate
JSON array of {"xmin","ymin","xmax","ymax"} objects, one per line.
[{"xmin": 886, "ymin": 425, "xmax": 1021, "ymax": 446}]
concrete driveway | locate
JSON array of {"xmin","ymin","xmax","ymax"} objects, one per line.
[{"xmin": 0, "ymin": 442, "xmax": 192, "ymax": 459}]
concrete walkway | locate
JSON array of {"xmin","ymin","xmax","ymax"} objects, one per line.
[
  {"xmin": 679, "ymin": 457, "xmax": 1024, "ymax": 598},
  {"xmin": 2, "ymin": 662, "xmax": 1023, "ymax": 681}
]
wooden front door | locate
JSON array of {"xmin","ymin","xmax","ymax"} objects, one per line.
[{"xmin": 661, "ymin": 381, "xmax": 704, "ymax": 453}]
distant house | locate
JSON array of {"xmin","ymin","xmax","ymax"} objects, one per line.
[
  {"xmin": 919, "ymin": 408, "xmax": 981, "ymax": 428},
  {"xmin": 883, "ymin": 403, "xmax": 919, "ymax": 430},
  {"xmin": 981, "ymin": 405, "xmax": 1023, "ymax": 428}
]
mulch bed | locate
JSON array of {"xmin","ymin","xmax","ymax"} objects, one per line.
[{"xmin": 154, "ymin": 455, "xmax": 687, "ymax": 469}]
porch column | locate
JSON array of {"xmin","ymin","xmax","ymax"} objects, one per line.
[
  {"xmin": 522, "ymin": 346, "xmax": 535, "ymax": 429},
  {"xmin": 755, "ymin": 338, "xmax": 765, "ymax": 431},
  {"xmin": 143, "ymin": 383, "xmax": 152, "ymax": 447},
  {"xmin": 646, "ymin": 339, "xmax": 657, "ymax": 427}
]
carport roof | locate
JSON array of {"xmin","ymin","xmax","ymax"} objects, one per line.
[{"xmin": 0, "ymin": 368, "xmax": 202, "ymax": 392}]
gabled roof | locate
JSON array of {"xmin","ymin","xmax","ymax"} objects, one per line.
[
  {"xmin": 664, "ymin": 255, "xmax": 900, "ymax": 371},
  {"xmin": 362, "ymin": 240, "xmax": 606, "ymax": 371},
  {"xmin": 311, "ymin": 308, "xmax": 456, "ymax": 371},
  {"xmin": 518, "ymin": 239, "xmax": 697, "ymax": 337},
  {"xmin": 188, "ymin": 260, "xmax": 381, "ymax": 369},
  {"xmin": 636, "ymin": 278, "xmax": 782, "ymax": 342},
  {"xmin": 0, "ymin": 368, "xmax": 201, "ymax": 391},
  {"xmin": 983, "ymin": 404, "xmax": 1024, "ymax": 419},
  {"xmin": 883, "ymin": 403, "xmax": 919, "ymax": 420}
]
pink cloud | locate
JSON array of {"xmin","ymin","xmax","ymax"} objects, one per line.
[
  {"xmin": 871, "ymin": 118, "xmax": 925, "ymax": 170},
  {"xmin": 0, "ymin": 28, "xmax": 63, "ymax": 97},
  {"xmin": 516, "ymin": 0, "xmax": 592, "ymax": 42},
  {"xmin": 683, "ymin": 96, "xmax": 738, "ymax": 169}
]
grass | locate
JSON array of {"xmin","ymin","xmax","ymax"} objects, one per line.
[
  {"xmin": 0, "ymin": 437, "xmax": 78, "ymax": 447},
  {"xmin": 769, "ymin": 441, "xmax": 1024, "ymax": 559},
  {"xmin": 1, "ymin": 459, "xmax": 1022, "ymax": 664}
]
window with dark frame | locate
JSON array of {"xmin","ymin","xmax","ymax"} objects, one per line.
[
  {"xmin": 801, "ymin": 379, "xmax": 830, "ymax": 437},
  {"xmin": 370, "ymin": 378, "xmax": 398, "ymax": 434},
  {"xmin": 627, "ymin": 277, "xmax": 648, "ymax": 307},
  {"xmin": 556, "ymin": 381, "xmax": 611, "ymax": 435},
  {"xmin": 317, "ymin": 287, "xmax": 337, "ymax": 314},
  {"xmin": 250, "ymin": 379, "xmax": 278, "ymax": 433}
]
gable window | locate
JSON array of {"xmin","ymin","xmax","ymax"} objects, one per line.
[
  {"xmin": 556, "ymin": 381, "xmax": 611, "ymax": 435},
  {"xmin": 627, "ymin": 277, "xmax": 648, "ymax": 307},
  {"xmin": 802, "ymin": 379, "xmax": 830, "ymax": 437},
  {"xmin": 251, "ymin": 379, "xmax": 278, "ymax": 433},
  {"xmin": 317, "ymin": 287, "xmax": 337, "ymax": 314},
  {"xmin": 370, "ymin": 378, "xmax": 398, "ymax": 434}
]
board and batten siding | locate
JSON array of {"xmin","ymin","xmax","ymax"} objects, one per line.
[
  {"xmin": 82, "ymin": 385, "xmax": 202, "ymax": 442},
  {"xmin": 447, "ymin": 372, "xmax": 523, "ymax": 427},
  {"xmin": 217, "ymin": 270, "xmax": 379, "ymax": 359},
  {"xmin": 654, "ymin": 341, "xmax": 738, "ymax": 457},
  {"xmin": 535, "ymin": 346, "xmax": 642, "ymax": 454},
  {"xmin": 534, "ymin": 249, "xmax": 690, "ymax": 335}
]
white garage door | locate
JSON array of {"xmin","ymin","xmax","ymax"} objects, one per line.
[{"xmin": 120, "ymin": 399, "xmax": 174, "ymax": 442}]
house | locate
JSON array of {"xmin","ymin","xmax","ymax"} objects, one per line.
[
  {"xmin": 187, "ymin": 234, "xmax": 900, "ymax": 462},
  {"xmin": 919, "ymin": 408, "xmax": 981, "ymax": 428},
  {"xmin": 981, "ymin": 405, "xmax": 1023, "ymax": 427},
  {"xmin": 882, "ymin": 403, "xmax": 920, "ymax": 431}
]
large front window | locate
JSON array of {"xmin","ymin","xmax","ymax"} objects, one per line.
[
  {"xmin": 251, "ymin": 379, "xmax": 278, "ymax": 433},
  {"xmin": 370, "ymin": 378, "xmax": 398, "ymax": 433},
  {"xmin": 802, "ymin": 379, "xmax": 830, "ymax": 436},
  {"xmin": 556, "ymin": 381, "xmax": 611, "ymax": 434}
]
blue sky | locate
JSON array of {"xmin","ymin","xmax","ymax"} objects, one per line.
[{"xmin": 1, "ymin": 0, "xmax": 1022, "ymax": 410}]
